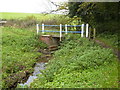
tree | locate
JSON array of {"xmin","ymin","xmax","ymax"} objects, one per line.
[{"xmin": 68, "ymin": 2, "xmax": 120, "ymax": 33}]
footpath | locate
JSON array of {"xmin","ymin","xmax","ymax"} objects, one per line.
[{"xmin": 93, "ymin": 39, "xmax": 120, "ymax": 60}]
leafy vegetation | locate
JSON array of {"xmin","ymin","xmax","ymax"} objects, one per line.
[
  {"xmin": 1, "ymin": 4, "xmax": 119, "ymax": 88},
  {"xmin": 68, "ymin": 2, "xmax": 119, "ymax": 34},
  {"xmin": 30, "ymin": 34, "xmax": 118, "ymax": 88},
  {"xmin": 97, "ymin": 33, "xmax": 119, "ymax": 50},
  {"xmin": 2, "ymin": 27, "xmax": 47, "ymax": 88}
]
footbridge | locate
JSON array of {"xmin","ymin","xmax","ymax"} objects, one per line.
[{"xmin": 36, "ymin": 23, "xmax": 90, "ymax": 50}]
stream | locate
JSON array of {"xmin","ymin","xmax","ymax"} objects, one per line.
[
  {"xmin": 18, "ymin": 36, "xmax": 59, "ymax": 88},
  {"xmin": 19, "ymin": 62, "xmax": 47, "ymax": 87}
]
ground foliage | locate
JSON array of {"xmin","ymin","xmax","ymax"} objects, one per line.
[
  {"xmin": 30, "ymin": 34, "xmax": 118, "ymax": 88},
  {"xmin": 2, "ymin": 27, "xmax": 47, "ymax": 88}
]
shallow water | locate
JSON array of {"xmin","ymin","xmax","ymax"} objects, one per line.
[{"xmin": 19, "ymin": 62, "xmax": 46, "ymax": 87}]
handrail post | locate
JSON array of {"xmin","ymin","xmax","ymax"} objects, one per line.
[
  {"xmin": 36, "ymin": 24, "xmax": 39, "ymax": 35},
  {"xmin": 42, "ymin": 23, "xmax": 44, "ymax": 34},
  {"xmin": 86, "ymin": 24, "xmax": 89, "ymax": 38},
  {"xmin": 65, "ymin": 24, "xmax": 68, "ymax": 34},
  {"xmin": 81, "ymin": 24, "xmax": 84, "ymax": 37},
  {"xmin": 60, "ymin": 24, "xmax": 62, "ymax": 41}
]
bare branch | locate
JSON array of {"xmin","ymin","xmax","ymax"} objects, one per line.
[{"xmin": 50, "ymin": 1, "xmax": 60, "ymax": 7}]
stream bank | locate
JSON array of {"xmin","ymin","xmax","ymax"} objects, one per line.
[
  {"xmin": 4, "ymin": 48, "xmax": 53, "ymax": 89},
  {"xmin": 5, "ymin": 34, "xmax": 60, "ymax": 89},
  {"xmin": 17, "ymin": 48, "xmax": 54, "ymax": 88}
]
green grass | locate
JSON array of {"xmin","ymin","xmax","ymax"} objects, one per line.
[
  {"xmin": 1, "ymin": 12, "xmax": 63, "ymax": 20},
  {"xmin": 2, "ymin": 27, "xmax": 47, "ymax": 88},
  {"xmin": 30, "ymin": 34, "xmax": 119, "ymax": 88},
  {"xmin": 1, "ymin": 12, "xmax": 70, "ymax": 29},
  {"xmin": 1, "ymin": 12, "xmax": 37, "ymax": 19}
]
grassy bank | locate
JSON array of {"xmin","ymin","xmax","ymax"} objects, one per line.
[
  {"xmin": 2, "ymin": 27, "xmax": 47, "ymax": 88},
  {"xmin": 30, "ymin": 35, "xmax": 118, "ymax": 88},
  {"xmin": 96, "ymin": 33, "xmax": 119, "ymax": 50}
]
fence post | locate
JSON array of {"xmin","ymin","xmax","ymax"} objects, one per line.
[
  {"xmin": 89, "ymin": 27, "xmax": 91, "ymax": 39},
  {"xmin": 60, "ymin": 24, "xmax": 62, "ymax": 41},
  {"xmin": 86, "ymin": 24, "xmax": 89, "ymax": 38},
  {"xmin": 81, "ymin": 24, "xmax": 84, "ymax": 37},
  {"xmin": 36, "ymin": 24, "xmax": 39, "ymax": 35},
  {"xmin": 93, "ymin": 28, "xmax": 96, "ymax": 39},
  {"xmin": 65, "ymin": 24, "xmax": 68, "ymax": 34},
  {"xmin": 42, "ymin": 23, "xmax": 44, "ymax": 34}
]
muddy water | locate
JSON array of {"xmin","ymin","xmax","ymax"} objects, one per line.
[{"xmin": 19, "ymin": 62, "xmax": 47, "ymax": 87}]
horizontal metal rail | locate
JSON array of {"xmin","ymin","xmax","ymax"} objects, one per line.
[{"xmin": 36, "ymin": 23, "xmax": 89, "ymax": 41}]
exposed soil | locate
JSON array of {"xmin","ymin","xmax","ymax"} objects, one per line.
[{"xmin": 93, "ymin": 39, "xmax": 120, "ymax": 60}]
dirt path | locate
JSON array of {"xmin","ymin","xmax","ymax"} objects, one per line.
[{"xmin": 93, "ymin": 39, "xmax": 120, "ymax": 60}]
